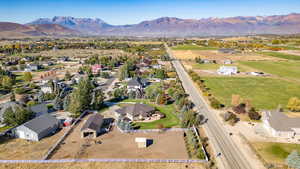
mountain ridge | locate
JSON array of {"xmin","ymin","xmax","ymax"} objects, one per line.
[{"xmin": 2, "ymin": 13, "xmax": 300, "ymax": 37}]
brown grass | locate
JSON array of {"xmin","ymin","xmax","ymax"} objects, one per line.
[
  {"xmin": 0, "ymin": 162, "xmax": 204, "ymax": 169},
  {"xmin": 51, "ymin": 114, "xmax": 188, "ymax": 159},
  {"xmin": 172, "ymin": 50, "xmax": 284, "ymax": 62},
  {"xmin": 0, "ymin": 129, "xmax": 65, "ymax": 160}
]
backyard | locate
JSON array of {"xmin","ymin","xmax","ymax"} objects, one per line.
[
  {"xmin": 202, "ymin": 77, "xmax": 300, "ymax": 109},
  {"xmin": 51, "ymin": 114, "xmax": 188, "ymax": 160},
  {"xmin": 252, "ymin": 142, "xmax": 300, "ymax": 164},
  {"xmin": 121, "ymin": 99, "xmax": 180, "ymax": 129}
]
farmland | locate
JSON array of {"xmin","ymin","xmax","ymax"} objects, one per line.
[
  {"xmin": 259, "ymin": 52, "xmax": 300, "ymax": 60},
  {"xmin": 239, "ymin": 61, "xmax": 300, "ymax": 81},
  {"xmin": 171, "ymin": 44, "xmax": 217, "ymax": 50},
  {"xmin": 202, "ymin": 77, "xmax": 300, "ymax": 109}
]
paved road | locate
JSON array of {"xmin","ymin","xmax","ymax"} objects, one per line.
[{"xmin": 166, "ymin": 45, "xmax": 254, "ymax": 169}]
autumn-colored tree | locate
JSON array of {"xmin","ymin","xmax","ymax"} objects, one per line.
[
  {"xmin": 23, "ymin": 72, "xmax": 32, "ymax": 82},
  {"xmin": 287, "ymin": 97, "xmax": 300, "ymax": 112}
]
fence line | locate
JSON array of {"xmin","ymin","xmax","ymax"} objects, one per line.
[
  {"xmin": 42, "ymin": 111, "xmax": 88, "ymax": 160},
  {"xmin": 192, "ymin": 125, "xmax": 209, "ymax": 162},
  {"xmin": 117, "ymin": 125, "xmax": 191, "ymax": 133},
  {"xmin": 0, "ymin": 158, "xmax": 206, "ymax": 164}
]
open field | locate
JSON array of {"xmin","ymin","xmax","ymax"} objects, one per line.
[
  {"xmin": 0, "ymin": 129, "xmax": 65, "ymax": 160},
  {"xmin": 51, "ymin": 114, "xmax": 187, "ymax": 159},
  {"xmin": 172, "ymin": 49, "xmax": 282, "ymax": 62},
  {"xmin": 27, "ymin": 49, "xmax": 129, "ymax": 59},
  {"xmin": 122, "ymin": 99, "xmax": 180, "ymax": 129},
  {"xmin": 171, "ymin": 44, "xmax": 217, "ymax": 50},
  {"xmin": 252, "ymin": 142, "xmax": 300, "ymax": 164},
  {"xmin": 202, "ymin": 77, "xmax": 300, "ymax": 109},
  {"xmin": 239, "ymin": 61, "xmax": 300, "ymax": 81},
  {"xmin": 0, "ymin": 162, "xmax": 204, "ymax": 169},
  {"xmin": 259, "ymin": 51, "xmax": 300, "ymax": 60}
]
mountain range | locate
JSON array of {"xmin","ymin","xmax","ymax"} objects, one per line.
[{"xmin": 1, "ymin": 13, "xmax": 300, "ymax": 37}]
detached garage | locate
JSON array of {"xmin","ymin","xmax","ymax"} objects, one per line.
[
  {"xmin": 13, "ymin": 113, "xmax": 60, "ymax": 141},
  {"xmin": 81, "ymin": 114, "xmax": 104, "ymax": 138}
]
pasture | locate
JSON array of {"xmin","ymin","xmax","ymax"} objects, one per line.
[
  {"xmin": 202, "ymin": 77, "xmax": 300, "ymax": 109},
  {"xmin": 239, "ymin": 61, "xmax": 300, "ymax": 81},
  {"xmin": 259, "ymin": 52, "xmax": 300, "ymax": 60}
]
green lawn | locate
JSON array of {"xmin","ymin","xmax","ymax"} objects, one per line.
[
  {"xmin": 203, "ymin": 77, "xmax": 300, "ymax": 109},
  {"xmin": 172, "ymin": 44, "xmax": 217, "ymax": 50},
  {"xmin": 121, "ymin": 99, "xmax": 180, "ymax": 129},
  {"xmin": 253, "ymin": 142, "xmax": 300, "ymax": 164},
  {"xmin": 259, "ymin": 52, "xmax": 300, "ymax": 60},
  {"xmin": 0, "ymin": 126, "xmax": 12, "ymax": 133},
  {"xmin": 239, "ymin": 61, "xmax": 300, "ymax": 80}
]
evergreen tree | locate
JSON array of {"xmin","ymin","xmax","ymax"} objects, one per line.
[
  {"xmin": 68, "ymin": 77, "xmax": 93, "ymax": 117},
  {"xmin": 286, "ymin": 150, "xmax": 300, "ymax": 169},
  {"xmin": 3, "ymin": 107, "xmax": 34, "ymax": 126}
]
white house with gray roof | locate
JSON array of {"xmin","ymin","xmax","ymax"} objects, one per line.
[
  {"xmin": 13, "ymin": 113, "xmax": 60, "ymax": 141},
  {"xmin": 217, "ymin": 66, "xmax": 238, "ymax": 75},
  {"xmin": 263, "ymin": 110, "xmax": 300, "ymax": 138}
]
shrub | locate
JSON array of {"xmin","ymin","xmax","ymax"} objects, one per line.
[
  {"xmin": 233, "ymin": 103, "xmax": 247, "ymax": 114},
  {"xmin": 210, "ymin": 97, "xmax": 222, "ymax": 109},
  {"xmin": 248, "ymin": 108, "xmax": 261, "ymax": 120}
]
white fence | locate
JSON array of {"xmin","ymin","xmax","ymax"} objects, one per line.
[{"xmin": 0, "ymin": 158, "xmax": 206, "ymax": 164}]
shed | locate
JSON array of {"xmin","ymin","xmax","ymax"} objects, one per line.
[
  {"xmin": 13, "ymin": 113, "xmax": 60, "ymax": 141},
  {"xmin": 135, "ymin": 137, "xmax": 147, "ymax": 148},
  {"xmin": 81, "ymin": 114, "xmax": 104, "ymax": 138}
]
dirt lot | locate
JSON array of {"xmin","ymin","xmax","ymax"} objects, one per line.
[
  {"xmin": 51, "ymin": 114, "xmax": 188, "ymax": 160},
  {"xmin": 0, "ymin": 162, "xmax": 204, "ymax": 169},
  {"xmin": 0, "ymin": 128, "xmax": 65, "ymax": 160},
  {"xmin": 172, "ymin": 50, "xmax": 284, "ymax": 62}
]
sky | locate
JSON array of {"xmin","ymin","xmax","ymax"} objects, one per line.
[{"xmin": 1, "ymin": 0, "xmax": 300, "ymax": 25}]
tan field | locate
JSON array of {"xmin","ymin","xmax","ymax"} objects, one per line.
[
  {"xmin": 51, "ymin": 114, "xmax": 188, "ymax": 160},
  {"xmin": 172, "ymin": 50, "xmax": 284, "ymax": 62},
  {"xmin": 0, "ymin": 129, "xmax": 65, "ymax": 160},
  {"xmin": 0, "ymin": 162, "xmax": 204, "ymax": 169}
]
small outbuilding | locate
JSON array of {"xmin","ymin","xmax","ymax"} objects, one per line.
[
  {"xmin": 135, "ymin": 137, "xmax": 148, "ymax": 148},
  {"xmin": 81, "ymin": 114, "xmax": 104, "ymax": 138},
  {"xmin": 13, "ymin": 113, "xmax": 60, "ymax": 141}
]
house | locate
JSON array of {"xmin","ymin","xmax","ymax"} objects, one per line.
[
  {"xmin": 24, "ymin": 64, "xmax": 40, "ymax": 72},
  {"xmin": 223, "ymin": 59, "xmax": 233, "ymax": 64},
  {"xmin": 41, "ymin": 85, "xmax": 53, "ymax": 94},
  {"xmin": 115, "ymin": 103, "xmax": 155, "ymax": 121},
  {"xmin": 81, "ymin": 114, "xmax": 104, "ymax": 138},
  {"xmin": 263, "ymin": 110, "xmax": 300, "ymax": 138},
  {"xmin": 13, "ymin": 114, "xmax": 60, "ymax": 141},
  {"xmin": 91, "ymin": 64, "xmax": 103, "ymax": 74},
  {"xmin": 30, "ymin": 103, "xmax": 49, "ymax": 117},
  {"xmin": 217, "ymin": 66, "xmax": 238, "ymax": 75},
  {"xmin": 127, "ymin": 77, "xmax": 149, "ymax": 92}
]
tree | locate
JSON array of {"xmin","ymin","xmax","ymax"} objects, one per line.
[
  {"xmin": 286, "ymin": 150, "xmax": 300, "ymax": 169},
  {"xmin": 287, "ymin": 97, "xmax": 300, "ymax": 112},
  {"xmin": 1, "ymin": 75, "xmax": 14, "ymax": 89},
  {"xmin": 23, "ymin": 72, "xmax": 32, "ymax": 82},
  {"xmin": 64, "ymin": 71, "xmax": 71, "ymax": 81},
  {"xmin": 100, "ymin": 72, "xmax": 110, "ymax": 79},
  {"xmin": 91, "ymin": 89, "xmax": 105, "ymax": 110},
  {"xmin": 3, "ymin": 107, "xmax": 33, "ymax": 126},
  {"xmin": 248, "ymin": 107, "xmax": 261, "ymax": 120},
  {"xmin": 233, "ymin": 103, "xmax": 247, "ymax": 114},
  {"xmin": 68, "ymin": 77, "xmax": 93, "ymax": 117}
]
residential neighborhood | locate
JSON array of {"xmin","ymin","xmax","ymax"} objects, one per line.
[{"xmin": 1, "ymin": 2, "xmax": 300, "ymax": 169}]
